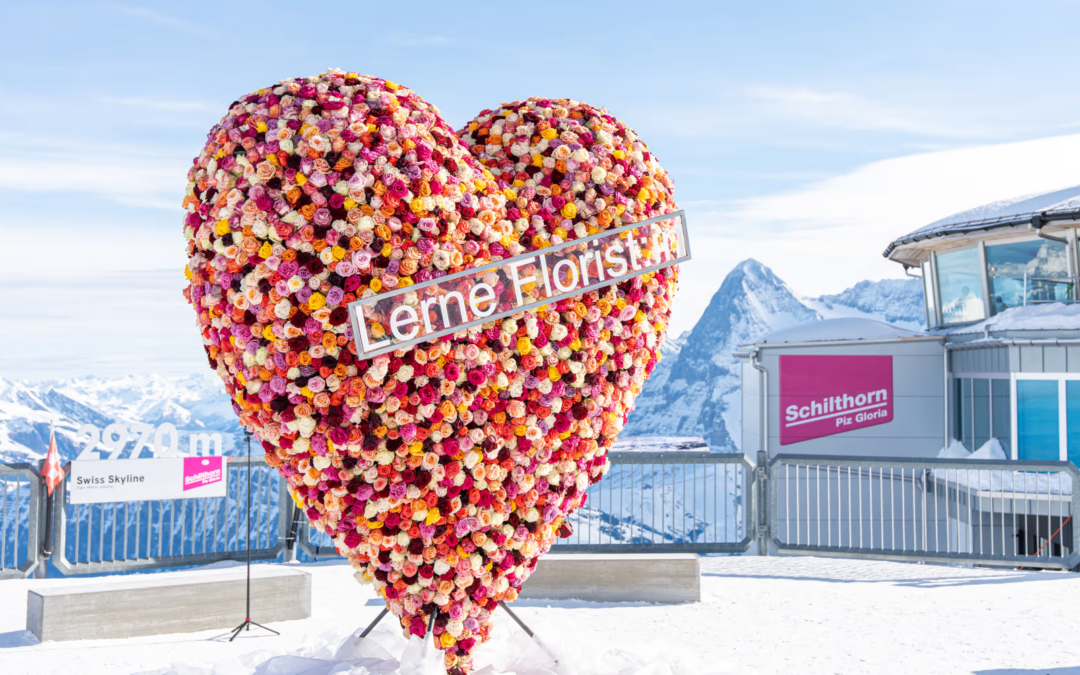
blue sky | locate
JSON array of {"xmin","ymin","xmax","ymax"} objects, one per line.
[{"xmin": 4, "ymin": 1, "xmax": 1080, "ymax": 379}]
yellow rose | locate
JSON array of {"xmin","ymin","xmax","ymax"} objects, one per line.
[
  {"xmin": 308, "ymin": 293, "xmax": 326, "ymax": 310},
  {"xmin": 516, "ymin": 336, "xmax": 532, "ymax": 354},
  {"xmin": 560, "ymin": 202, "xmax": 577, "ymax": 219}
]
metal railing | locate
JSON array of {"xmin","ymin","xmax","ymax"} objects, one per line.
[
  {"xmin": 52, "ymin": 457, "xmax": 291, "ymax": 575},
  {"xmin": 553, "ymin": 452, "xmax": 752, "ymax": 553},
  {"xmin": 0, "ymin": 464, "xmax": 41, "ymax": 580},
  {"xmin": 991, "ymin": 274, "xmax": 1078, "ymax": 307},
  {"xmin": 296, "ymin": 452, "xmax": 754, "ymax": 558},
  {"xmin": 765, "ymin": 453, "xmax": 1080, "ymax": 570},
  {"xmin": 3, "ymin": 451, "xmax": 1078, "ymax": 577}
]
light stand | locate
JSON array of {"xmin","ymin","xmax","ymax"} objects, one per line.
[{"xmin": 229, "ymin": 429, "xmax": 280, "ymax": 641}]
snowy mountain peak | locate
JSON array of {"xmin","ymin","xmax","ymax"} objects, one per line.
[
  {"xmin": 0, "ymin": 374, "xmax": 239, "ymax": 465},
  {"xmin": 808, "ymin": 277, "xmax": 924, "ymax": 330}
]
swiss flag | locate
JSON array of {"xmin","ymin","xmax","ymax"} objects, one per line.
[{"xmin": 42, "ymin": 428, "xmax": 65, "ymax": 496}]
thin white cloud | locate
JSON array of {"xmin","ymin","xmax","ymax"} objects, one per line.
[
  {"xmin": 744, "ymin": 85, "xmax": 999, "ymax": 139},
  {"xmin": 0, "ymin": 134, "xmax": 188, "ymax": 210},
  {"xmin": 112, "ymin": 4, "xmax": 215, "ymax": 37},
  {"xmin": 666, "ymin": 132, "xmax": 1080, "ymax": 335}
]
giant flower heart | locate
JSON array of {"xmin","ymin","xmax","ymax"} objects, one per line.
[{"xmin": 182, "ymin": 69, "xmax": 679, "ymax": 674}]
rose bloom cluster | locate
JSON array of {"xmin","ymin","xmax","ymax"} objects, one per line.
[{"xmin": 182, "ymin": 70, "xmax": 678, "ymax": 674}]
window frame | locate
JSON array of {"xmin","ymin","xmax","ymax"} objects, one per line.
[
  {"xmin": 984, "ymin": 232, "xmax": 1073, "ymax": 312},
  {"xmin": 922, "ymin": 257, "xmax": 940, "ymax": 328},
  {"xmin": 1009, "ymin": 372, "xmax": 1080, "ymax": 461},
  {"xmin": 933, "ymin": 243, "xmax": 988, "ymax": 326}
]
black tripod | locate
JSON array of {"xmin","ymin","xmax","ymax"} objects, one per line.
[
  {"xmin": 229, "ymin": 429, "xmax": 280, "ymax": 641},
  {"xmin": 356, "ymin": 601, "xmax": 556, "ymax": 664}
]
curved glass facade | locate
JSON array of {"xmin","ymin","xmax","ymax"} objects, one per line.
[{"xmin": 924, "ymin": 233, "xmax": 1077, "ymax": 327}]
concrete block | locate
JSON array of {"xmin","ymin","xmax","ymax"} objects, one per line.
[
  {"xmin": 518, "ymin": 553, "xmax": 699, "ymax": 603},
  {"xmin": 26, "ymin": 565, "xmax": 310, "ymax": 641}
]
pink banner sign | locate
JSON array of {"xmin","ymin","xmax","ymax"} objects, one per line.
[
  {"xmin": 182, "ymin": 456, "xmax": 224, "ymax": 491},
  {"xmin": 779, "ymin": 355, "xmax": 893, "ymax": 445}
]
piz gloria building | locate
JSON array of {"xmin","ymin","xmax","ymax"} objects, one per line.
[{"xmin": 736, "ymin": 185, "xmax": 1080, "ymax": 559}]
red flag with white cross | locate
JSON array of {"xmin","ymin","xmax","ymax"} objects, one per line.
[{"xmin": 43, "ymin": 427, "xmax": 65, "ymax": 496}]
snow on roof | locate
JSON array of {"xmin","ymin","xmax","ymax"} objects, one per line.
[
  {"xmin": 943, "ymin": 302, "xmax": 1080, "ymax": 335},
  {"xmin": 885, "ymin": 184, "xmax": 1080, "ymax": 257},
  {"xmin": 610, "ymin": 436, "xmax": 709, "ymax": 452},
  {"xmin": 746, "ymin": 317, "xmax": 929, "ymax": 346}
]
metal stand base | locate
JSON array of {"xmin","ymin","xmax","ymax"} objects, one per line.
[
  {"xmin": 228, "ymin": 618, "xmax": 280, "ymax": 642},
  {"xmin": 356, "ymin": 602, "xmax": 557, "ymax": 664},
  {"xmin": 498, "ymin": 601, "xmax": 559, "ymax": 664},
  {"xmin": 357, "ymin": 606, "xmax": 436, "ymax": 639}
]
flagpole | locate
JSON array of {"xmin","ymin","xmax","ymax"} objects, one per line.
[{"xmin": 40, "ymin": 422, "xmax": 56, "ymax": 579}]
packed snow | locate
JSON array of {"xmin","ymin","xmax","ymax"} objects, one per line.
[
  {"xmin": 750, "ymin": 317, "xmax": 926, "ymax": 345},
  {"xmin": 944, "ymin": 303, "xmax": 1080, "ymax": 335},
  {"xmin": 1, "ymin": 557, "xmax": 1079, "ymax": 674},
  {"xmin": 896, "ymin": 183, "xmax": 1080, "ymax": 241}
]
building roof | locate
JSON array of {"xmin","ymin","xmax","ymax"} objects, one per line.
[
  {"xmin": 884, "ymin": 184, "xmax": 1080, "ymax": 259},
  {"xmin": 744, "ymin": 317, "xmax": 930, "ymax": 347}
]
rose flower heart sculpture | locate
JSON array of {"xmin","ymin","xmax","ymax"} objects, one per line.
[{"xmin": 181, "ymin": 69, "xmax": 680, "ymax": 674}]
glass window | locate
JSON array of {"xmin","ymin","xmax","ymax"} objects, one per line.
[
  {"xmin": 973, "ymin": 378, "xmax": 990, "ymax": 449},
  {"xmin": 1068, "ymin": 381, "xmax": 1080, "ymax": 467},
  {"xmin": 986, "ymin": 238, "xmax": 1070, "ymax": 313},
  {"xmin": 992, "ymin": 379, "xmax": 1011, "ymax": 456},
  {"xmin": 956, "ymin": 378, "xmax": 1002, "ymax": 452},
  {"xmin": 959, "ymin": 379, "xmax": 973, "ymax": 449},
  {"xmin": 936, "ymin": 247, "xmax": 986, "ymax": 324},
  {"xmin": 922, "ymin": 260, "xmax": 936, "ymax": 328},
  {"xmin": 1017, "ymin": 380, "xmax": 1059, "ymax": 461}
]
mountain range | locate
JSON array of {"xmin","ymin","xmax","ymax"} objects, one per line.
[{"xmin": 0, "ymin": 260, "xmax": 923, "ymax": 464}]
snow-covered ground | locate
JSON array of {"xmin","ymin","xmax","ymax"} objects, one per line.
[{"xmin": 1, "ymin": 556, "xmax": 1078, "ymax": 675}]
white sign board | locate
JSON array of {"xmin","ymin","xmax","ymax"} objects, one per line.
[{"xmin": 69, "ymin": 456, "xmax": 228, "ymax": 504}]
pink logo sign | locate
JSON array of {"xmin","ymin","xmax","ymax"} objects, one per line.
[
  {"xmin": 182, "ymin": 456, "xmax": 224, "ymax": 491},
  {"xmin": 779, "ymin": 355, "xmax": 893, "ymax": 445}
]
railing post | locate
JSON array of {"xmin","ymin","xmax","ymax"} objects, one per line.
[
  {"xmin": 1072, "ymin": 464, "xmax": 1080, "ymax": 572},
  {"xmin": 34, "ymin": 479, "xmax": 51, "ymax": 579},
  {"xmin": 283, "ymin": 499, "xmax": 300, "ymax": 563},
  {"xmin": 756, "ymin": 450, "xmax": 770, "ymax": 556}
]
